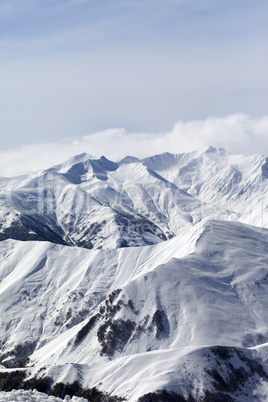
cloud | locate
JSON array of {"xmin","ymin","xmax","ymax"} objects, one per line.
[
  {"xmin": 1, "ymin": 1, "xmax": 267, "ymax": 152},
  {"xmin": 0, "ymin": 114, "xmax": 268, "ymax": 177}
]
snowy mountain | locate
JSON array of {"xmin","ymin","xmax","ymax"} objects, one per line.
[
  {"xmin": 0, "ymin": 149, "xmax": 238, "ymax": 250},
  {"xmin": 142, "ymin": 146, "xmax": 268, "ymax": 228},
  {"xmin": 0, "ymin": 148, "xmax": 268, "ymax": 401}
]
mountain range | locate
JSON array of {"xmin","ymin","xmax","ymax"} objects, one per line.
[{"xmin": 0, "ymin": 146, "xmax": 268, "ymax": 401}]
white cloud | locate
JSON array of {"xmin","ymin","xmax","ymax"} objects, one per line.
[{"xmin": 0, "ymin": 114, "xmax": 268, "ymax": 177}]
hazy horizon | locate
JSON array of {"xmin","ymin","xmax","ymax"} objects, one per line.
[{"xmin": 1, "ymin": 0, "xmax": 268, "ymax": 175}]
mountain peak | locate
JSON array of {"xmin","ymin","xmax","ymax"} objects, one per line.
[
  {"xmin": 97, "ymin": 156, "xmax": 119, "ymax": 171},
  {"xmin": 119, "ymin": 155, "xmax": 141, "ymax": 164},
  {"xmin": 46, "ymin": 152, "xmax": 93, "ymax": 174},
  {"xmin": 1, "ymin": 147, "xmax": 268, "ymax": 401}
]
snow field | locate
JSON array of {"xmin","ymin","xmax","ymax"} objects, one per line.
[
  {"xmin": 1, "ymin": 148, "xmax": 268, "ymax": 400},
  {"xmin": 0, "ymin": 389, "xmax": 87, "ymax": 401}
]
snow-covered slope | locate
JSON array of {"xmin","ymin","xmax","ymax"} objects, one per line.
[
  {"xmin": 0, "ymin": 150, "xmax": 239, "ymax": 250},
  {"xmin": 1, "ymin": 220, "xmax": 268, "ymax": 400},
  {"xmin": 0, "ymin": 389, "xmax": 87, "ymax": 401},
  {"xmin": 1, "ymin": 148, "xmax": 268, "ymax": 401},
  {"xmin": 142, "ymin": 146, "xmax": 268, "ymax": 228}
]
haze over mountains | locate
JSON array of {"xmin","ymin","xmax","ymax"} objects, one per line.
[{"xmin": 0, "ymin": 147, "xmax": 268, "ymax": 401}]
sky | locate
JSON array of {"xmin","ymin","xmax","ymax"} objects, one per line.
[{"xmin": 0, "ymin": 0, "xmax": 268, "ymax": 175}]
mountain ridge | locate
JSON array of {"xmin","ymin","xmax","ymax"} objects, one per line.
[
  {"xmin": 1, "ymin": 220, "xmax": 268, "ymax": 400},
  {"xmin": 0, "ymin": 147, "xmax": 268, "ymax": 401},
  {"xmin": 1, "ymin": 148, "xmax": 244, "ymax": 250}
]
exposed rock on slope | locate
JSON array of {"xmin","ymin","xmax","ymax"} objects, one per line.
[
  {"xmin": 1, "ymin": 220, "xmax": 268, "ymax": 400},
  {"xmin": 1, "ymin": 148, "xmax": 268, "ymax": 400},
  {"xmin": 0, "ymin": 149, "xmax": 244, "ymax": 250}
]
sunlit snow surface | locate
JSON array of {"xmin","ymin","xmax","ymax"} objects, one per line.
[
  {"xmin": 0, "ymin": 389, "xmax": 87, "ymax": 401},
  {"xmin": 1, "ymin": 220, "xmax": 268, "ymax": 400},
  {"xmin": 3, "ymin": 147, "xmax": 267, "ymax": 250},
  {"xmin": 1, "ymin": 148, "xmax": 268, "ymax": 401}
]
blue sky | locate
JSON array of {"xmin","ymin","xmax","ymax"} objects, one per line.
[{"xmin": 0, "ymin": 0, "xmax": 268, "ymax": 155}]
